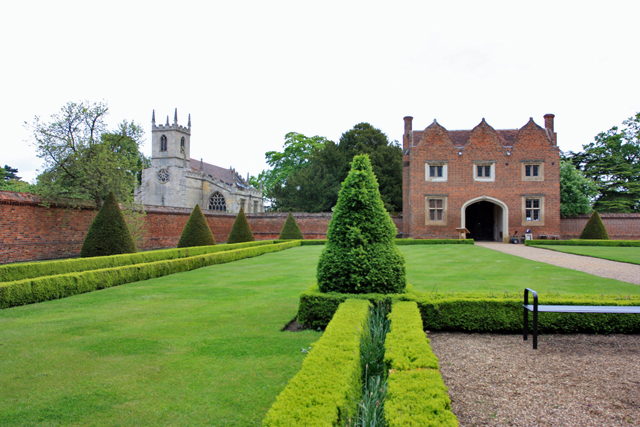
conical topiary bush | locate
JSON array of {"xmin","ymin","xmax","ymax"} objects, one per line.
[
  {"xmin": 177, "ymin": 204, "xmax": 216, "ymax": 248},
  {"xmin": 80, "ymin": 192, "xmax": 137, "ymax": 257},
  {"xmin": 579, "ymin": 210, "xmax": 610, "ymax": 239},
  {"xmin": 226, "ymin": 207, "xmax": 255, "ymax": 244},
  {"xmin": 279, "ymin": 212, "xmax": 304, "ymax": 240},
  {"xmin": 317, "ymin": 154, "xmax": 406, "ymax": 294}
]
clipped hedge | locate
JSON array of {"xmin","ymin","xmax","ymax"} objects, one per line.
[
  {"xmin": 526, "ymin": 239, "xmax": 640, "ymax": 247},
  {"xmin": 0, "ymin": 241, "xmax": 301, "ymax": 309},
  {"xmin": 297, "ymin": 287, "xmax": 640, "ymax": 334},
  {"xmin": 227, "ymin": 207, "xmax": 255, "ymax": 244},
  {"xmin": 580, "ymin": 210, "xmax": 609, "ymax": 240},
  {"xmin": 177, "ymin": 204, "xmax": 216, "ymax": 248},
  {"xmin": 263, "ymin": 299, "xmax": 370, "ymax": 427},
  {"xmin": 0, "ymin": 241, "xmax": 275, "ymax": 282},
  {"xmin": 297, "ymin": 284, "xmax": 416, "ymax": 329},
  {"xmin": 384, "ymin": 301, "xmax": 458, "ymax": 426},
  {"xmin": 278, "ymin": 212, "xmax": 304, "ymax": 240},
  {"xmin": 81, "ymin": 191, "xmax": 137, "ymax": 257},
  {"xmin": 394, "ymin": 239, "xmax": 474, "ymax": 245}
]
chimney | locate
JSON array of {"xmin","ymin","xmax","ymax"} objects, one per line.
[
  {"xmin": 544, "ymin": 114, "xmax": 557, "ymax": 144},
  {"xmin": 403, "ymin": 116, "xmax": 413, "ymax": 150}
]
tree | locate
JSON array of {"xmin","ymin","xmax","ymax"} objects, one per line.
[
  {"xmin": 2, "ymin": 165, "xmax": 20, "ymax": 181},
  {"xmin": 317, "ymin": 155, "xmax": 406, "ymax": 294},
  {"xmin": 27, "ymin": 101, "xmax": 146, "ymax": 208},
  {"xmin": 559, "ymin": 159, "xmax": 598, "ymax": 217},
  {"xmin": 566, "ymin": 112, "xmax": 640, "ymax": 212},
  {"xmin": 80, "ymin": 192, "xmax": 137, "ymax": 257},
  {"xmin": 278, "ymin": 212, "xmax": 304, "ymax": 240},
  {"xmin": 0, "ymin": 165, "xmax": 36, "ymax": 193},
  {"xmin": 177, "ymin": 204, "xmax": 216, "ymax": 248},
  {"xmin": 226, "ymin": 208, "xmax": 255, "ymax": 244},
  {"xmin": 579, "ymin": 211, "xmax": 609, "ymax": 240}
]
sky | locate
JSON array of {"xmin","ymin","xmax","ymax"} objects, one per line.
[{"xmin": 3, "ymin": 0, "xmax": 639, "ymax": 184}]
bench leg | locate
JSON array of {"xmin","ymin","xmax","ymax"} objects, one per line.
[
  {"xmin": 533, "ymin": 309, "xmax": 538, "ymax": 350},
  {"xmin": 523, "ymin": 307, "xmax": 528, "ymax": 341}
]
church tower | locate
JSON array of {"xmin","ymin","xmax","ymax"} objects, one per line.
[{"xmin": 151, "ymin": 108, "xmax": 191, "ymax": 169}]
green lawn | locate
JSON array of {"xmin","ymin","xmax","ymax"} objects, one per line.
[
  {"xmin": 1, "ymin": 244, "xmax": 639, "ymax": 426},
  {"xmin": 528, "ymin": 245, "xmax": 640, "ymax": 266}
]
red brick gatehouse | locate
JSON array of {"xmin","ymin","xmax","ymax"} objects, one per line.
[{"xmin": 401, "ymin": 115, "xmax": 561, "ymax": 241}]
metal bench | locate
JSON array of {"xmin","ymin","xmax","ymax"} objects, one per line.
[{"xmin": 523, "ymin": 288, "xmax": 640, "ymax": 349}]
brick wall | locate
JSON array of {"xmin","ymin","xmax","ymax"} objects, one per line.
[
  {"xmin": 561, "ymin": 213, "xmax": 640, "ymax": 240},
  {"xmin": 0, "ymin": 191, "xmax": 402, "ymax": 264}
]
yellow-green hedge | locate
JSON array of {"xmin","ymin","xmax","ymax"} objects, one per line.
[
  {"xmin": 263, "ymin": 299, "xmax": 370, "ymax": 427},
  {"xmin": 0, "ymin": 241, "xmax": 300, "ymax": 309}
]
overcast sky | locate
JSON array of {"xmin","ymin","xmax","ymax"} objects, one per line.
[{"xmin": 3, "ymin": 0, "xmax": 639, "ymax": 183}]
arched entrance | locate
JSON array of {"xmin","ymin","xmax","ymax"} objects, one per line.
[{"xmin": 461, "ymin": 196, "xmax": 508, "ymax": 242}]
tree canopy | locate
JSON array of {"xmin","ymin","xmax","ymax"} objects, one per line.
[
  {"xmin": 0, "ymin": 165, "xmax": 35, "ymax": 193},
  {"xmin": 27, "ymin": 101, "xmax": 147, "ymax": 208},
  {"xmin": 565, "ymin": 112, "xmax": 640, "ymax": 212},
  {"xmin": 559, "ymin": 159, "xmax": 598, "ymax": 217}
]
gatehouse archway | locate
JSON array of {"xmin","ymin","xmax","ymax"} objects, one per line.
[{"xmin": 461, "ymin": 196, "xmax": 508, "ymax": 242}]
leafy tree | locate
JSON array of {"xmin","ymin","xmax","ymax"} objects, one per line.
[
  {"xmin": 226, "ymin": 208, "xmax": 255, "ymax": 244},
  {"xmin": 317, "ymin": 155, "xmax": 406, "ymax": 294},
  {"xmin": 80, "ymin": 192, "xmax": 137, "ymax": 257},
  {"xmin": 579, "ymin": 211, "xmax": 609, "ymax": 240},
  {"xmin": 2, "ymin": 165, "xmax": 20, "ymax": 181},
  {"xmin": 566, "ymin": 112, "xmax": 640, "ymax": 212},
  {"xmin": 278, "ymin": 212, "xmax": 304, "ymax": 240},
  {"xmin": 559, "ymin": 159, "xmax": 598, "ymax": 217},
  {"xmin": 0, "ymin": 165, "xmax": 36, "ymax": 193},
  {"xmin": 27, "ymin": 101, "xmax": 146, "ymax": 208},
  {"xmin": 177, "ymin": 204, "xmax": 216, "ymax": 247}
]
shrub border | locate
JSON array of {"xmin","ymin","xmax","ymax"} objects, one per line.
[{"xmin": 526, "ymin": 239, "xmax": 640, "ymax": 247}]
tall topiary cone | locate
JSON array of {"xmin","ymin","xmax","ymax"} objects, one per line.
[
  {"xmin": 579, "ymin": 211, "xmax": 610, "ymax": 239},
  {"xmin": 226, "ymin": 207, "xmax": 255, "ymax": 244},
  {"xmin": 81, "ymin": 192, "xmax": 137, "ymax": 257},
  {"xmin": 317, "ymin": 154, "xmax": 406, "ymax": 294},
  {"xmin": 177, "ymin": 204, "xmax": 216, "ymax": 248},
  {"xmin": 279, "ymin": 212, "xmax": 304, "ymax": 240}
]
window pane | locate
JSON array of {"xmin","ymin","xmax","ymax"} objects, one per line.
[
  {"xmin": 477, "ymin": 165, "xmax": 483, "ymax": 177},
  {"xmin": 533, "ymin": 199, "xmax": 539, "ymax": 208},
  {"xmin": 525, "ymin": 165, "xmax": 531, "ymax": 176},
  {"xmin": 429, "ymin": 166, "xmax": 436, "ymax": 177},
  {"xmin": 526, "ymin": 210, "xmax": 532, "ymax": 221},
  {"xmin": 436, "ymin": 199, "xmax": 443, "ymax": 208},
  {"xmin": 429, "ymin": 199, "xmax": 436, "ymax": 208},
  {"xmin": 436, "ymin": 210, "xmax": 443, "ymax": 221},
  {"xmin": 533, "ymin": 210, "xmax": 539, "ymax": 221},
  {"xmin": 484, "ymin": 166, "xmax": 491, "ymax": 177},
  {"xmin": 533, "ymin": 165, "xmax": 539, "ymax": 176},
  {"xmin": 526, "ymin": 199, "xmax": 532, "ymax": 208},
  {"xmin": 429, "ymin": 210, "xmax": 435, "ymax": 221},
  {"xmin": 437, "ymin": 166, "xmax": 443, "ymax": 177}
]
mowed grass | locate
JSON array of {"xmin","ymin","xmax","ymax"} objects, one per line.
[
  {"xmin": 1, "ymin": 244, "xmax": 639, "ymax": 427},
  {"xmin": 529, "ymin": 246, "xmax": 640, "ymax": 266},
  {"xmin": 0, "ymin": 246, "xmax": 323, "ymax": 427}
]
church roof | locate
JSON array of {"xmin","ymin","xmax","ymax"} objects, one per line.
[{"xmin": 190, "ymin": 158, "xmax": 253, "ymax": 188}]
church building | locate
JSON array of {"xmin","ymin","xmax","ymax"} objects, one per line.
[
  {"xmin": 402, "ymin": 114, "xmax": 561, "ymax": 241},
  {"xmin": 135, "ymin": 110, "xmax": 263, "ymax": 213}
]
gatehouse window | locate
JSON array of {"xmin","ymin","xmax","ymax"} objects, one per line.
[
  {"xmin": 522, "ymin": 196, "xmax": 545, "ymax": 225},
  {"xmin": 474, "ymin": 162, "xmax": 494, "ymax": 181},
  {"xmin": 425, "ymin": 161, "xmax": 448, "ymax": 182},
  {"xmin": 180, "ymin": 137, "xmax": 185, "ymax": 153},
  {"xmin": 425, "ymin": 195, "xmax": 448, "ymax": 225},
  {"xmin": 209, "ymin": 192, "xmax": 226, "ymax": 211},
  {"xmin": 160, "ymin": 135, "xmax": 168, "ymax": 152},
  {"xmin": 522, "ymin": 162, "xmax": 544, "ymax": 181}
]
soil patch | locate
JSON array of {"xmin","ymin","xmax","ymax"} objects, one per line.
[{"xmin": 282, "ymin": 317, "xmax": 307, "ymax": 332}]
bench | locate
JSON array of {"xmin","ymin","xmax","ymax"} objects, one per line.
[{"xmin": 523, "ymin": 288, "xmax": 640, "ymax": 349}]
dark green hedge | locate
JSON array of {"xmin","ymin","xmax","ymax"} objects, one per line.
[
  {"xmin": 0, "ymin": 241, "xmax": 301, "ymax": 309},
  {"xmin": 384, "ymin": 301, "xmax": 458, "ymax": 427},
  {"xmin": 278, "ymin": 212, "xmax": 304, "ymax": 240},
  {"xmin": 263, "ymin": 299, "xmax": 370, "ymax": 426},
  {"xmin": 226, "ymin": 208, "xmax": 255, "ymax": 244},
  {"xmin": 0, "ymin": 241, "xmax": 275, "ymax": 282},
  {"xmin": 81, "ymin": 192, "xmax": 137, "ymax": 257},
  {"xmin": 177, "ymin": 204, "xmax": 216, "ymax": 248},
  {"xmin": 298, "ymin": 286, "xmax": 640, "ymax": 334},
  {"xmin": 394, "ymin": 239, "xmax": 474, "ymax": 245},
  {"xmin": 526, "ymin": 239, "xmax": 640, "ymax": 247},
  {"xmin": 580, "ymin": 211, "xmax": 609, "ymax": 240}
]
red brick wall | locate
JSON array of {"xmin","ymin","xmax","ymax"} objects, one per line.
[
  {"xmin": 561, "ymin": 213, "xmax": 640, "ymax": 240},
  {"xmin": 0, "ymin": 191, "xmax": 402, "ymax": 264}
]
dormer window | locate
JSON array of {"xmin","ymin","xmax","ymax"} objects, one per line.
[{"xmin": 160, "ymin": 135, "xmax": 168, "ymax": 152}]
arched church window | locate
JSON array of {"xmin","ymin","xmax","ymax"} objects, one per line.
[
  {"xmin": 209, "ymin": 192, "xmax": 226, "ymax": 211},
  {"xmin": 180, "ymin": 137, "xmax": 185, "ymax": 153},
  {"xmin": 160, "ymin": 135, "xmax": 167, "ymax": 152}
]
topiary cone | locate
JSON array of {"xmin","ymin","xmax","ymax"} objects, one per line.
[
  {"xmin": 81, "ymin": 192, "xmax": 137, "ymax": 257},
  {"xmin": 226, "ymin": 207, "xmax": 255, "ymax": 244},
  {"xmin": 579, "ymin": 210, "xmax": 610, "ymax": 240},
  {"xmin": 177, "ymin": 204, "xmax": 216, "ymax": 248},
  {"xmin": 317, "ymin": 154, "xmax": 406, "ymax": 294},
  {"xmin": 279, "ymin": 212, "xmax": 304, "ymax": 240}
]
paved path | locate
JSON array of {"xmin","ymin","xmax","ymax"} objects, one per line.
[{"xmin": 475, "ymin": 242, "xmax": 640, "ymax": 285}]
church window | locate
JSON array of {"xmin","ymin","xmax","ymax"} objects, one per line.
[
  {"xmin": 522, "ymin": 162, "xmax": 544, "ymax": 181},
  {"xmin": 473, "ymin": 162, "xmax": 495, "ymax": 181},
  {"xmin": 425, "ymin": 195, "xmax": 447, "ymax": 225},
  {"xmin": 160, "ymin": 135, "xmax": 168, "ymax": 152},
  {"xmin": 157, "ymin": 169, "xmax": 170, "ymax": 183},
  {"xmin": 522, "ymin": 196, "xmax": 545, "ymax": 225},
  {"xmin": 180, "ymin": 137, "xmax": 185, "ymax": 153},
  {"xmin": 209, "ymin": 192, "xmax": 226, "ymax": 211},
  {"xmin": 425, "ymin": 161, "xmax": 447, "ymax": 182}
]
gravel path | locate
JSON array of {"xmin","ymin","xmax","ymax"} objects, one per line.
[{"xmin": 475, "ymin": 242, "xmax": 640, "ymax": 285}]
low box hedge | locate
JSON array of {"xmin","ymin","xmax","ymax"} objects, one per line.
[
  {"xmin": 0, "ymin": 240, "xmax": 276, "ymax": 282},
  {"xmin": 0, "ymin": 241, "xmax": 301, "ymax": 309},
  {"xmin": 298, "ymin": 287, "xmax": 640, "ymax": 334},
  {"xmin": 262, "ymin": 299, "xmax": 370, "ymax": 427},
  {"xmin": 384, "ymin": 301, "xmax": 458, "ymax": 426},
  {"xmin": 394, "ymin": 239, "xmax": 474, "ymax": 245},
  {"xmin": 525, "ymin": 239, "xmax": 640, "ymax": 247}
]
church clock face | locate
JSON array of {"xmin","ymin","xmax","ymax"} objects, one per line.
[{"xmin": 157, "ymin": 169, "xmax": 170, "ymax": 184}]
